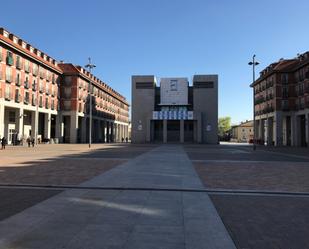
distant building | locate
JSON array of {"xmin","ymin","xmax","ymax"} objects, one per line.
[
  {"xmin": 251, "ymin": 51, "xmax": 309, "ymax": 147},
  {"xmin": 131, "ymin": 75, "xmax": 218, "ymax": 143},
  {"xmin": 231, "ymin": 120, "xmax": 253, "ymax": 143}
]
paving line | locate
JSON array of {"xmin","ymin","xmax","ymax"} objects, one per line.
[{"xmin": 0, "ymin": 183, "xmax": 309, "ymax": 197}]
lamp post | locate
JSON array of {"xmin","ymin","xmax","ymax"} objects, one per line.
[
  {"xmin": 249, "ymin": 55, "xmax": 259, "ymax": 151},
  {"xmin": 85, "ymin": 58, "xmax": 96, "ymax": 148}
]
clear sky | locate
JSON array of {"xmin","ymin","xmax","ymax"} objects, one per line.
[{"xmin": 1, "ymin": 0, "xmax": 309, "ymax": 124}]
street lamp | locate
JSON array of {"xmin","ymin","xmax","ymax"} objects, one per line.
[
  {"xmin": 249, "ymin": 55, "xmax": 259, "ymax": 151},
  {"xmin": 85, "ymin": 57, "xmax": 96, "ymax": 148}
]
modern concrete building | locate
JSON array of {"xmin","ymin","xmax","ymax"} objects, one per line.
[
  {"xmin": 131, "ymin": 75, "xmax": 218, "ymax": 143},
  {"xmin": 0, "ymin": 27, "xmax": 129, "ymax": 144},
  {"xmin": 251, "ymin": 51, "xmax": 309, "ymax": 147},
  {"xmin": 230, "ymin": 120, "xmax": 253, "ymax": 143}
]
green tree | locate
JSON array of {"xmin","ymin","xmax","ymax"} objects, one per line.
[{"xmin": 218, "ymin": 117, "xmax": 231, "ymax": 137}]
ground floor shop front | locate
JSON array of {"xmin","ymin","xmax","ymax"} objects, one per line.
[
  {"xmin": 60, "ymin": 113, "xmax": 129, "ymax": 144},
  {"xmin": 255, "ymin": 111, "xmax": 309, "ymax": 147}
]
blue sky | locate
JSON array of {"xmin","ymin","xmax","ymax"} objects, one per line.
[{"xmin": 1, "ymin": 0, "xmax": 309, "ymax": 124}]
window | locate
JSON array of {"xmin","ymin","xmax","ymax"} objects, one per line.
[
  {"xmin": 6, "ymin": 51, "xmax": 13, "ymax": 66},
  {"xmin": 24, "ymin": 92, "xmax": 29, "ymax": 104},
  {"xmin": 5, "ymin": 85, "xmax": 11, "ymax": 100},
  {"xmin": 32, "ymin": 80, "xmax": 36, "ymax": 91},
  {"xmin": 0, "ymin": 64, "xmax": 2, "ymax": 80},
  {"xmin": 16, "ymin": 56, "xmax": 22, "ymax": 69},
  {"xmin": 0, "ymin": 46, "xmax": 2, "ymax": 61},
  {"xmin": 16, "ymin": 73, "xmax": 21, "ymax": 86},
  {"xmin": 281, "ymin": 73, "xmax": 288, "ymax": 84},
  {"xmin": 32, "ymin": 93, "xmax": 36, "ymax": 106},
  {"xmin": 51, "ymin": 99, "xmax": 55, "ymax": 110},
  {"xmin": 39, "ymin": 96, "xmax": 43, "ymax": 107},
  {"xmin": 15, "ymin": 89, "xmax": 20, "ymax": 103},
  {"xmin": 33, "ymin": 64, "xmax": 38, "ymax": 76},
  {"xmin": 24, "ymin": 60, "xmax": 30, "ymax": 73},
  {"xmin": 5, "ymin": 67, "xmax": 12, "ymax": 83},
  {"xmin": 24, "ymin": 77, "xmax": 29, "ymax": 89},
  {"xmin": 39, "ymin": 68, "xmax": 45, "ymax": 79},
  {"xmin": 9, "ymin": 111, "xmax": 15, "ymax": 123},
  {"xmin": 45, "ymin": 98, "xmax": 49, "ymax": 109}
]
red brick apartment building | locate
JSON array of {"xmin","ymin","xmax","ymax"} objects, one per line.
[
  {"xmin": 0, "ymin": 28, "xmax": 129, "ymax": 144},
  {"xmin": 251, "ymin": 51, "xmax": 309, "ymax": 147}
]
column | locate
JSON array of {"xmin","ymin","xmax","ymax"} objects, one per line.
[
  {"xmin": 274, "ymin": 112, "xmax": 283, "ymax": 146},
  {"xmin": 180, "ymin": 119, "xmax": 184, "ymax": 143},
  {"xmin": 81, "ymin": 117, "xmax": 87, "ymax": 143},
  {"xmin": 291, "ymin": 114, "xmax": 298, "ymax": 146},
  {"xmin": 306, "ymin": 114, "xmax": 309, "ymax": 147},
  {"xmin": 68, "ymin": 113, "xmax": 78, "ymax": 143},
  {"xmin": 102, "ymin": 121, "xmax": 106, "ymax": 143},
  {"xmin": 17, "ymin": 108, "xmax": 24, "ymax": 142},
  {"xmin": 43, "ymin": 113, "xmax": 51, "ymax": 141},
  {"xmin": 266, "ymin": 117, "xmax": 272, "ymax": 146},
  {"xmin": 55, "ymin": 114, "xmax": 61, "ymax": 143}
]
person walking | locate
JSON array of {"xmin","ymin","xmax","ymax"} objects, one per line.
[
  {"xmin": 27, "ymin": 136, "xmax": 31, "ymax": 147},
  {"xmin": 31, "ymin": 137, "xmax": 35, "ymax": 147},
  {"xmin": 1, "ymin": 137, "xmax": 6, "ymax": 150}
]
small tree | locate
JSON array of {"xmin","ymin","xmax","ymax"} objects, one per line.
[{"xmin": 218, "ymin": 117, "xmax": 231, "ymax": 137}]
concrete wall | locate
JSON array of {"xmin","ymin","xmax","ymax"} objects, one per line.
[
  {"xmin": 131, "ymin": 75, "xmax": 156, "ymax": 143},
  {"xmin": 193, "ymin": 75, "xmax": 218, "ymax": 144}
]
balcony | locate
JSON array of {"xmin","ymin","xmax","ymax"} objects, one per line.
[{"xmin": 39, "ymin": 87, "xmax": 44, "ymax": 94}]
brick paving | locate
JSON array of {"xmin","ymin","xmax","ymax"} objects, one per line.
[
  {"xmin": 194, "ymin": 161, "xmax": 309, "ymax": 192},
  {"xmin": 210, "ymin": 194, "xmax": 309, "ymax": 249},
  {"xmin": 186, "ymin": 144, "xmax": 309, "ymax": 248},
  {"xmin": 0, "ymin": 143, "xmax": 157, "ymax": 185}
]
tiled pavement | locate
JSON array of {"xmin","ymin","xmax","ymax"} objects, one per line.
[
  {"xmin": 0, "ymin": 145, "xmax": 236, "ymax": 249},
  {"xmin": 1, "ymin": 143, "xmax": 309, "ymax": 249}
]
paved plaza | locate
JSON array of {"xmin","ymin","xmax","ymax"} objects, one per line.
[{"xmin": 0, "ymin": 143, "xmax": 308, "ymax": 248}]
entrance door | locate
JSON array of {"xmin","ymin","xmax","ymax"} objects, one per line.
[
  {"xmin": 8, "ymin": 126, "xmax": 15, "ymax": 145},
  {"xmin": 167, "ymin": 120, "xmax": 180, "ymax": 142}
]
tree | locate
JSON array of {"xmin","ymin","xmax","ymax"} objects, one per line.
[{"xmin": 218, "ymin": 117, "xmax": 231, "ymax": 137}]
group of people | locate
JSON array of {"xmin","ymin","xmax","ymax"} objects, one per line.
[
  {"xmin": 121, "ymin": 137, "xmax": 129, "ymax": 143},
  {"xmin": 26, "ymin": 136, "xmax": 35, "ymax": 147}
]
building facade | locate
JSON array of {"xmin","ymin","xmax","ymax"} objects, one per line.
[
  {"xmin": 230, "ymin": 120, "xmax": 253, "ymax": 143},
  {"xmin": 251, "ymin": 51, "xmax": 309, "ymax": 147},
  {"xmin": 131, "ymin": 75, "xmax": 218, "ymax": 143},
  {"xmin": 58, "ymin": 64, "xmax": 129, "ymax": 143},
  {"xmin": 0, "ymin": 28, "xmax": 129, "ymax": 144}
]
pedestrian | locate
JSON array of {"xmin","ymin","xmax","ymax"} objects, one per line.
[
  {"xmin": 31, "ymin": 137, "xmax": 35, "ymax": 147},
  {"xmin": 125, "ymin": 137, "xmax": 128, "ymax": 143},
  {"xmin": 122, "ymin": 137, "xmax": 124, "ymax": 143},
  {"xmin": 1, "ymin": 137, "xmax": 6, "ymax": 150},
  {"xmin": 27, "ymin": 136, "xmax": 31, "ymax": 147}
]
